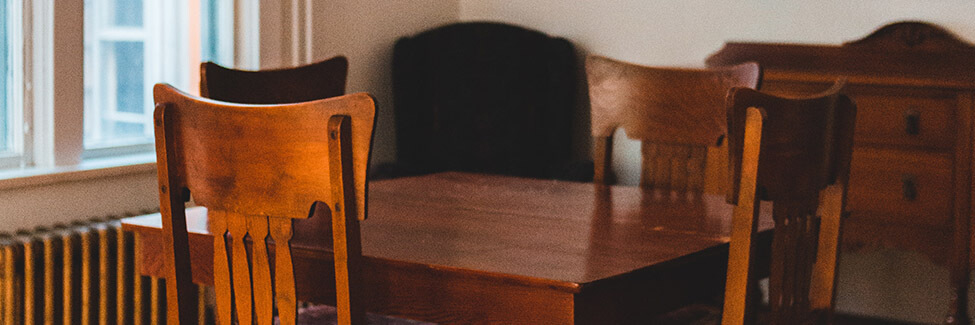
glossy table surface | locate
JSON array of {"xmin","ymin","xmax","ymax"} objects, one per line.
[{"xmin": 123, "ymin": 172, "xmax": 773, "ymax": 324}]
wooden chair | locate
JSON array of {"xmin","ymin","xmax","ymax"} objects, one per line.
[
  {"xmin": 586, "ymin": 55, "xmax": 761, "ymax": 191},
  {"xmin": 722, "ymin": 81, "xmax": 856, "ymax": 325},
  {"xmin": 200, "ymin": 55, "xmax": 348, "ymax": 104},
  {"xmin": 152, "ymin": 84, "xmax": 376, "ymax": 325},
  {"xmin": 390, "ymin": 22, "xmax": 581, "ymax": 180}
]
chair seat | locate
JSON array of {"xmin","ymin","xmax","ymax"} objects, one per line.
[{"xmin": 275, "ymin": 304, "xmax": 436, "ymax": 325}]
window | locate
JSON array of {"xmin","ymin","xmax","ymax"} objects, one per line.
[
  {"xmin": 200, "ymin": 0, "xmax": 234, "ymax": 66},
  {"xmin": 0, "ymin": 0, "xmax": 23, "ymax": 169},
  {"xmin": 0, "ymin": 0, "xmax": 245, "ymax": 172},
  {"xmin": 81, "ymin": 0, "xmax": 235, "ymax": 158},
  {"xmin": 83, "ymin": 0, "xmax": 193, "ymax": 158},
  {"xmin": 0, "ymin": 0, "xmax": 9, "ymax": 154}
]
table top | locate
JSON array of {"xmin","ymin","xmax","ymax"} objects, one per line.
[{"xmin": 123, "ymin": 172, "xmax": 773, "ymax": 291}]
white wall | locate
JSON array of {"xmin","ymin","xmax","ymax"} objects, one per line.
[
  {"xmin": 459, "ymin": 1, "xmax": 975, "ymax": 323},
  {"xmin": 460, "ymin": 0, "xmax": 975, "ymax": 66},
  {"xmin": 302, "ymin": 0, "xmax": 460, "ymax": 167}
]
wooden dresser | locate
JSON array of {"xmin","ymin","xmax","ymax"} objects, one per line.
[{"xmin": 707, "ymin": 22, "xmax": 975, "ymax": 324}]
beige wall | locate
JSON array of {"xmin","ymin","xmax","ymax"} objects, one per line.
[
  {"xmin": 458, "ymin": 0, "xmax": 975, "ymax": 323},
  {"xmin": 308, "ymin": 0, "xmax": 460, "ymax": 166},
  {"xmin": 0, "ymin": 170, "xmax": 158, "ymax": 229},
  {"xmin": 461, "ymin": 0, "xmax": 975, "ymax": 185}
]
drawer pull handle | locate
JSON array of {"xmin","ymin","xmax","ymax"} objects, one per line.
[
  {"xmin": 902, "ymin": 175, "xmax": 918, "ymax": 201},
  {"xmin": 904, "ymin": 110, "xmax": 920, "ymax": 135}
]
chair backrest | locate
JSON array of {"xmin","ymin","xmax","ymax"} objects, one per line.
[
  {"xmin": 392, "ymin": 22, "xmax": 577, "ymax": 179},
  {"xmin": 152, "ymin": 84, "xmax": 375, "ymax": 325},
  {"xmin": 200, "ymin": 56, "xmax": 348, "ymax": 104},
  {"xmin": 586, "ymin": 56, "xmax": 761, "ymax": 192},
  {"xmin": 722, "ymin": 80, "xmax": 856, "ymax": 325}
]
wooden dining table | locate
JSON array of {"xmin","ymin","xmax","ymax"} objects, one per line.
[{"xmin": 122, "ymin": 172, "xmax": 773, "ymax": 324}]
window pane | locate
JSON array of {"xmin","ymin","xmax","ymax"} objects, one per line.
[
  {"xmin": 111, "ymin": 0, "xmax": 142, "ymax": 27},
  {"xmin": 84, "ymin": 0, "xmax": 190, "ymax": 155},
  {"xmin": 0, "ymin": 0, "xmax": 8, "ymax": 153},
  {"xmin": 113, "ymin": 41, "xmax": 144, "ymax": 114},
  {"xmin": 200, "ymin": 0, "xmax": 216, "ymax": 62},
  {"xmin": 200, "ymin": 0, "xmax": 230, "ymax": 65},
  {"xmin": 84, "ymin": 0, "xmax": 156, "ymax": 151},
  {"xmin": 85, "ymin": 40, "xmax": 148, "ymax": 147}
]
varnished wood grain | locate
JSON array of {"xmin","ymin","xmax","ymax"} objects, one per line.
[
  {"xmin": 126, "ymin": 172, "xmax": 775, "ymax": 324},
  {"xmin": 706, "ymin": 22, "xmax": 975, "ymax": 84},
  {"xmin": 153, "ymin": 100, "xmax": 198, "ymax": 325},
  {"xmin": 707, "ymin": 21, "xmax": 975, "ymax": 324},
  {"xmin": 209, "ymin": 211, "xmax": 231, "ymax": 325},
  {"xmin": 328, "ymin": 116, "xmax": 366, "ymax": 324},
  {"xmin": 247, "ymin": 215, "xmax": 273, "ymax": 325},
  {"xmin": 585, "ymin": 56, "xmax": 760, "ymax": 193},
  {"xmin": 153, "ymin": 84, "xmax": 376, "ymax": 325},
  {"xmin": 227, "ymin": 215, "xmax": 252, "ymax": 325},
  {"xmin": 723, "ymin": 107, "xmax": 764, "ymax": 325},
  {"xmin": 723, "ymin": 81, "xmax": 857, "ymax": 325},
  {"xmin": 154, "ymin": 85, "xmax": 375, "ymax": 222},
  {"xmin": 200, "ymin": 56, "xmax": 347, "ymax": 104},
  {"xmin": 269, "ymin": 218, "xmax": 296, "ymax": 325}
]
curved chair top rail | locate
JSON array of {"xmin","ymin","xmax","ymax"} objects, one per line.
[
  {"xmin": 587, "ymin": 55, "xmax": 761, "ymax": 146},
  {"xmin": 726, "ymin": 79, "xmax": 855, "ymax": 204},
  {"xmin": 154, "ymin": 83, "xmax": 375, "ymax": 220},
  {"xmin": 200, "ymin": 56, "xmax": 348, "ymax": 104}
]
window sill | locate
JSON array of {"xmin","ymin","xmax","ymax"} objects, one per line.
[{"xmin": 0, "ymin": 153, "xmax": 157, "ymax": 191}]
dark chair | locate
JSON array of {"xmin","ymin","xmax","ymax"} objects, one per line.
[
  {"xmin": 390, "ymin": 22, "xmax": 579, "ymax": 180},
  {"xmin": 658, "ymin": 80, "xmax": 857, "ymax": 325},
  {"xmin": 722, "ymin": 81, "xmax": 856, "ymax": 324},
  {"xmin": 200, "ymin": 56, "xmax": 348, "ymax": 104}
]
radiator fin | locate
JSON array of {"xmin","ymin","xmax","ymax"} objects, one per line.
[{"xmin": 0, "ymin": 218, "xmax": 210, "ymax": 324}]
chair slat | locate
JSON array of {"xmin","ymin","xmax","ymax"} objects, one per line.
[
  {"xmin": 593, "ymin": 136, "xmax": 614, "ymax": 184},
  {"xmin": 669, "ymin": 145, "xmax": 691, "ymax": 192},
  {"xmin": 149, "ymin": 277, "xmax": 161, "ymax": 325},
  {"xmin": 270, "ymin": 218, "xmax": 296, "ymax": 325},
  {"xmin": 227, "ymin": 215, "xmax": 253, "ymax": 325},
  {"xmin": 639, "ymin": 142, "xmax": 657, "ymax": 188},
  {"xmin": 247, "ymin": 216, "xmax": 274, "ymax": 325},
  {"xmin": 688, "ymin": 146, "xmax": 707, "ymax": 192},
  {"xmin": 209, "ymin": 211, "xmax": 232, "ymax": 325}
]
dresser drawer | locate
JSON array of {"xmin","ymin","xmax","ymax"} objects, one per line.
[
  {"xmin": 851, "ymin": 89, "xmax": 956, "ymax": 150},
  {"xmin": 846, "ymin": 148, "xmax": 953, "ymax": 227},
  {"xmin": 764, "ymin": 80, "xmax": 957, "ymax": 150}
]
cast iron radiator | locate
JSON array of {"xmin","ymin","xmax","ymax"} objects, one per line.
[{"xmin": 0, "ymin": 215, "xmax": 212, "ymax": 324}]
